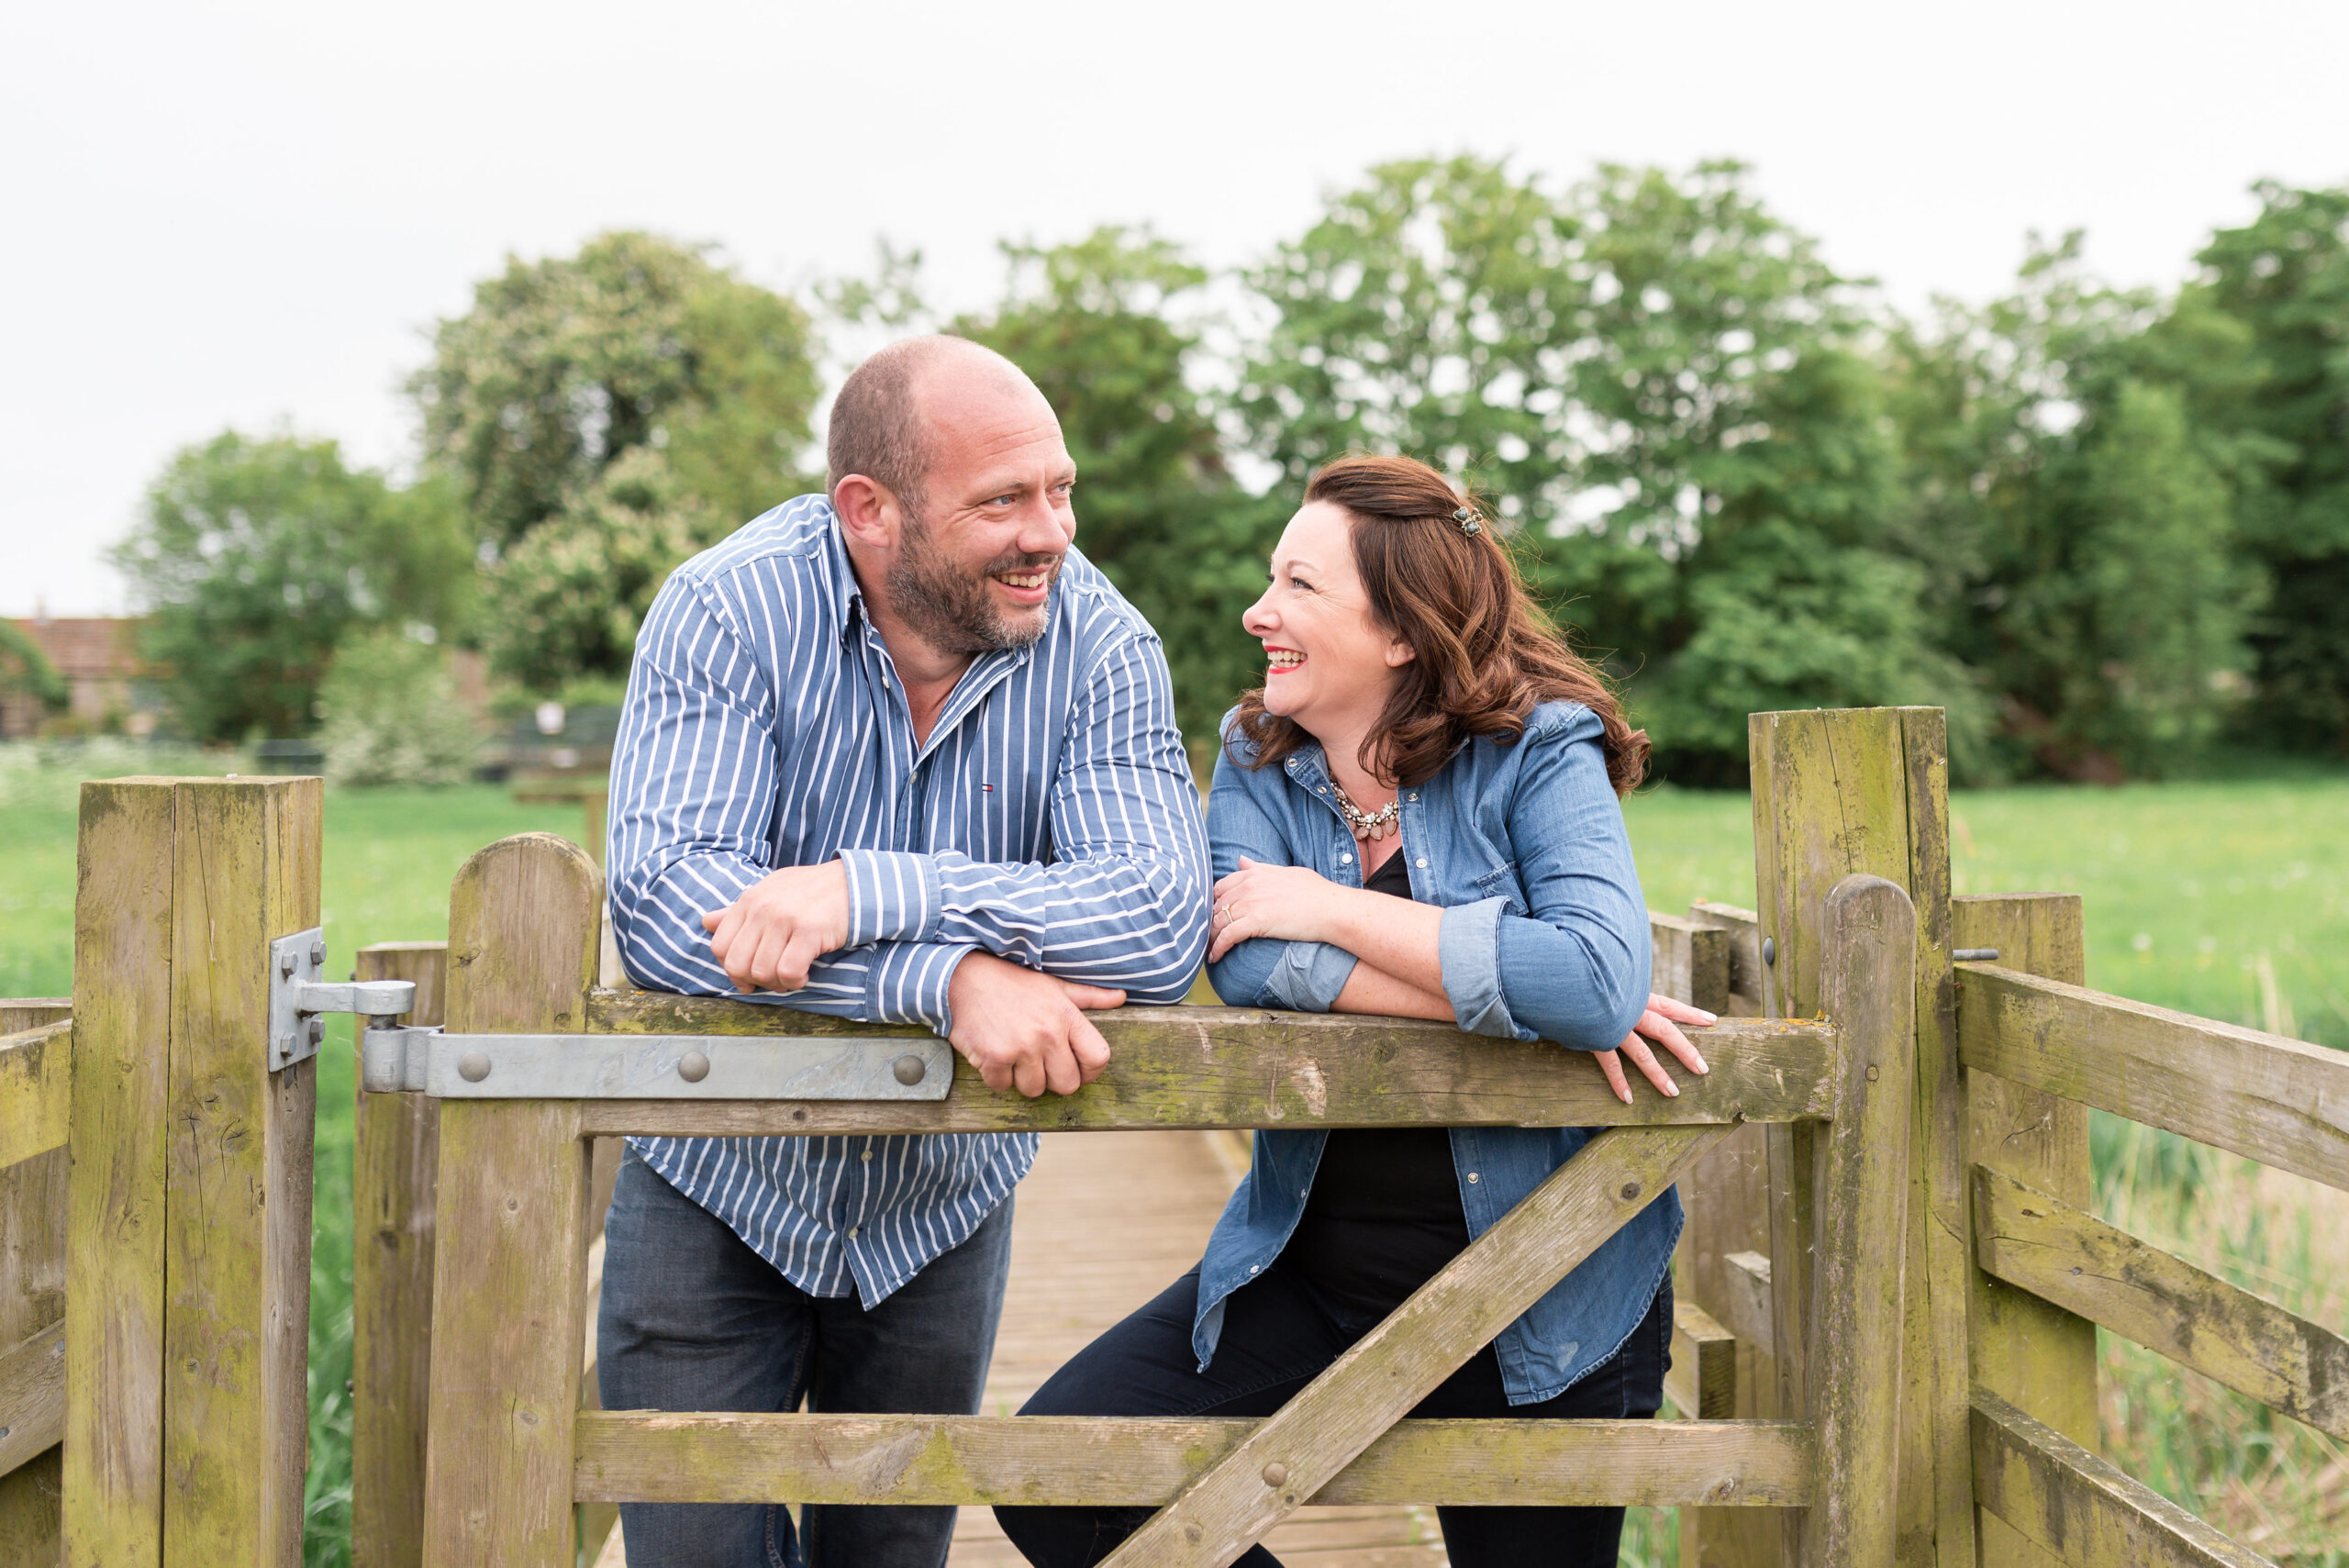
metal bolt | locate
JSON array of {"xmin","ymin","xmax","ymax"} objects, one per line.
[
  {"xmin": 677, "ymin": 1051, "xmax": 710, "ymax": 1084},
  {"xmin": 1762, "ymin": 936, "xmax": 1776, "ymax": 966},
  {"xmin": 892, "ymin": 1054, "xmax": 927, "ymax": 1086},
  {"xmin": 310, "ymin": 939, "xmax": 326, "ymax": 966},
  {"xmin": 1953, "ymin": 948, "xmax": 2001, "ymax": 962},
  {"xmin": 1620, "ymin": 1181, "xmax": 1642, "ymax": 1202},
  {"xmin": 279, "ymin": 952, "xmax": 296, "ymax": 979},
  {"xmin": 458, "ymin": 1052, "xmax": 492, "ymax": 1084},
  {"xmin": 1865, "ymin": 1064, "xmax": 1880, "ymax": 1081},
  {"xmin": 308, "ymin": 1018, "xmax": 324, "ymax": 1047},
  {"xmin": 1261, "ymin": 1462, "xmax": 1287, "ymax": 1487}
]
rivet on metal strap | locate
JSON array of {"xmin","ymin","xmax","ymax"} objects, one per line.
[
  {"xmin": 457, "ymin": 1052, "xmax": 492, "ymax": 1084},
  {"xmin": 677, "ymin": 1051, "xmax": 711, "ymax": 1084},
  {"xmin": 892, "ymin": 1054, "xmax": 927, "ymax": 1086}
]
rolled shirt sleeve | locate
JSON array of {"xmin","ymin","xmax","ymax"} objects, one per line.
[{"xmin": 607, "ymin": 574, "xmax": 979, "ymax": 1030}]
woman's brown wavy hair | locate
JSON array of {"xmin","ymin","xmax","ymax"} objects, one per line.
[{"xmin": 1230, "ymin": 453, "xmax": 1650, "ymax": 796}]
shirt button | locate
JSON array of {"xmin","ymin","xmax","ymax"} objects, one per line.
[
  {"xmin": 1249, "ymin": 1264, "xmax": 1261, "ymax": 1274},
  {"xmin": 1407, "ymin": 792, "xmax": 1418, "ymax": 802},
  {"xmin": 1416, "ymin": 857, "xmax": 1429, "ymax": 868},
  {"xmin": 1466, "ymin": 1172, "xmax": 1480, "ymax": 1184},
  {"xmin": 846, "ymin": 1226, "xmax": 860, "ymax": 1238},
  {"xmin": 1340, "ymin": 852, "xmax": 1353, "ymax": 865},
  {"xmin": 861, "ymin": 1148, "xmax": 874, "ymax": 1162}
]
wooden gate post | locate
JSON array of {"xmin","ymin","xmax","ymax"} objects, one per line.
[
  {"xmin": 64, "ymin": 777, "xmax": 323, "ymax": 1568},
  {"xmin": 0, "ymin": 996, "xmax": 73, "ymax": 1564},
  {"xmin": 1955, "ymin": 894, "xmax": 2098, "ymax": 1568},
  {"xmin": 351, "ymin": 941, "xmax": 449, "ymax": 1568},
  {"xmin": 1750, "ymin": 707, "xmax": 1965, "ymax": 1568},
  {"xmin": 1798, "ymin": 874, "xmax": 1916, "ymax": 1566},
  {"xmin": 420, "ymin": 835, "xmax": 600, "ymax": 1568}
]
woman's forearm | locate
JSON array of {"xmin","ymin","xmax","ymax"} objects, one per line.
[
  {"xmin": 1318, "ymin": 885, "xmax": 1447, "ymax": 995},
  {"xmin": 1331, "ymin": 959, "xmax": 1453, "ymax": 1019}
]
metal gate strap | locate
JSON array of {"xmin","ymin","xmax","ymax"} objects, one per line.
[{"xmin": 359, "ymin": 1026, "xmax": 953, "ymax": 1102}]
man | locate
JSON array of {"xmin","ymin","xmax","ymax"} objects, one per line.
[{"xmin": 599, "ymin": 336, "xmax": 1211, "ymax": 1567}]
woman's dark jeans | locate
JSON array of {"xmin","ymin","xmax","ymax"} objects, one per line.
[{"xmin": 996, "ymin": 1263, "xmax": 1672, "ymax": 1568}]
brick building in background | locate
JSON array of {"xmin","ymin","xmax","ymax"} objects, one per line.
[{"xmin": 0, "ymin": 616, "xmax": 163, "ymax": 740}]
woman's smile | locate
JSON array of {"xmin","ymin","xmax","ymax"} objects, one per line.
[{"xmin": 1264, "ymin": 645, "xmax": 1304, "ymax": 673}]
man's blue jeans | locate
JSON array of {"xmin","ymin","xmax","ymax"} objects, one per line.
[{"xmin": 597, "ymin": 1147, "xmax": 1016, "ymax": 1568}]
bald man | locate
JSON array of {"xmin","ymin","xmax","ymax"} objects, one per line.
[{"xmin": 600, "ymin": 337, "xmax": 1211, "ymax": 1567}]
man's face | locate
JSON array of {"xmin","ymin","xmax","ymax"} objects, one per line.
[{"xmin": 884, "ymin": 372, "xmax": 1078, "ymax": 656}]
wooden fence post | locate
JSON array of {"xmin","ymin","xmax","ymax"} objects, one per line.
[
  {"xmin": 351, "ymin": 942, "xmax": 449, "ymax": 1568},
  {"xmin": 420, "ymin": 835, "xmax": 599, "ymax": 1568},
  {"xmin": 63, "ymin": 780, "xmax": 176, "ymax": 1568},
  {"xmin": 1657, "ymin": 906, "xmax": 1779, "ymax": 1568},
  {"xmin": 1799, "ymin": 874, "xmax": 1916, "ymax": 1566},
  {"xmin": 0, "ymin": 997, "xmax": 72, "ymax": 1565},
  {"xmin": 1955, "ymin": 894, "xmax": 2098, "ymax": 1568},
  {"xmin": 64, "ymin": 777, "xmax": 322, "ymax": 1568},
  {"xmin": 1749, "ymin": 707, "xmax": 1965, "ymax": 1568}
]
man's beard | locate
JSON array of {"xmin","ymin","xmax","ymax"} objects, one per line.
[{"xmin": 885, "ymin": 510, "xmax": 1061, "ymax": 655}]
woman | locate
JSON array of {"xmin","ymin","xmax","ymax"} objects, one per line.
[{"xmin": 996, "ymin": 454, "xmax": 1711, "ymax": 1568}]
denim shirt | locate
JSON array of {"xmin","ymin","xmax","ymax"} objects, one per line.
[{"xmin": 1198, "ymin": 699, "xmax": 1672, "ymax": 1405}]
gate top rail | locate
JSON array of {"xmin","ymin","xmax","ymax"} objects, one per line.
[
  {"xmin": 1955, "ymin": 961, "xmax": 2349, "ymax": 1192},
  {"xmin": 393, "ymin": 992, "xmax": 1841, "ymax": 1137}
]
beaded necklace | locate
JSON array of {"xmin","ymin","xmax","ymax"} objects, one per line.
[{"xmin": 1329, "ymin": 778, "xmax": 1400, "ymax": 842}]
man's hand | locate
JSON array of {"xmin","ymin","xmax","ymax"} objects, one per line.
[
  {"xmin": 1592, "ymin": 995, "xmax": 1715, "ymax": 1104},
  {"xmin": 947, "ymin": 951, "xmax": 1124, "ymax": 1098},
  {"xmin": 701, "ymin": 862, "xmax": 853, "ymax": 993}
]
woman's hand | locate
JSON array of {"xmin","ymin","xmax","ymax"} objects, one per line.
[
  {"xmin": 1207, "ymin": 857, "xmax": 1346, "ymax": 962},
  {"xmin": 1592, "ymin": 995, "xmax": 1715, "ymax": 1104}
]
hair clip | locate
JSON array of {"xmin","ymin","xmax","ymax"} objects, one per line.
[{"xmin": 1452, "ymin": 506, "xmax": 1483, "ymax": 536}]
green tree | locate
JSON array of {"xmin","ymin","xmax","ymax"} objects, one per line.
[
  {"xmin": 2192, "ymin": 183, "xmax": 2349, "ymax": 751},
  {"xmin": 952, "ymin": 228, "xmax": 1280, "ymax": 738},
  {"xmin": 1236, "ymin": 157, "xmax": 1979, "ymax": 780},
  {"xmin": 110, "ymin": 431, "xmax": 472, "ymax": 741},
  {"xmin": 479, "ymin": 446, "xmax": 729, "ymax": 693},
  {"xmin": 0, "ymin": 620, "xmax": 68, "ymax": 717},
  {"xmin": 318, "ymin": 629, "xmax": 479, "ymax": 786},
  {"xmin": 413, "ymin": 230, "xmax": 822, "ymax": 555},
  {"xmin": 1887, "ymin": 239, "xmax": 2254, "ymax": 778}
]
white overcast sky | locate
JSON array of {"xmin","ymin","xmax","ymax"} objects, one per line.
[{"xmin": 4, "ymin": 0, "xmax": 2343, "ymax": 615}]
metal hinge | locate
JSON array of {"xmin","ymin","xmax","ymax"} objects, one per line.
[
  {"xmin": 358, "ymin": 1026, "xmax": 952, "ymax": 1103},
  {"xmin": 268, "ymin": 928, "xmax": 418, "ymax": 1073}
]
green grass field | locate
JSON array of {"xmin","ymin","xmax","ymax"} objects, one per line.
[{"xmin": 3, "ymin": 754, "xmax": 2343, "ymax": 1562}]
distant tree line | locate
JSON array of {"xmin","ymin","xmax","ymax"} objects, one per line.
[{"xmin": 107, "ymin": 160, "xmax": 2349, "ymax": 784}]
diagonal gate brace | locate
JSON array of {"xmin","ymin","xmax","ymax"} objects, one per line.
[{"xmin": 1103, "ymin": 1121, "xmax": 1734, "ymax": 1568}]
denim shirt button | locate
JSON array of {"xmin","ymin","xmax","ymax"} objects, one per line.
[
  {"xmin": 1340, "ymin": 852, "xmax": 1353, "ymax": 865},
  {"xmin": 1466, "ymin": 1172, "xmax": 1480, "ymax": 1184},
  {"xmin": 1249, "ymin": 1264, "xmax": 1260, "ymax": 1274},
  {"xmin": 1416, "ymin": 857, "xmax": 1428, "ymax": 868}
]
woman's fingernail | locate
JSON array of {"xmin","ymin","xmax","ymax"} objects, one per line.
[
  {"xmin": 1699, "ymin": 1011, "xmax": 1718, "ymax": 1025},
  {"xmin": 1664, "ymin": 1082, "xmax": 1679, "ymax": 1096},
  {"xmin": 1695, "ymin": 1058, "xmax": 1709, "ymax": 1073}
]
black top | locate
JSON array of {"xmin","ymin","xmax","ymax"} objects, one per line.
[{"xmin": 1279, "ymin": 846, "xmax": 1472, "ymax": 1324}]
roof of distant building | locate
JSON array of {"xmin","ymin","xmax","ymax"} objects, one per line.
[{"xmin": 10, "ymin": 617, "xmax": 154, "ymax": 681}]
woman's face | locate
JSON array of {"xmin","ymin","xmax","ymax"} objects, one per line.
[{"xmin": 1242, "ymin": 501, "xmax": 1414, "ymax": 744}]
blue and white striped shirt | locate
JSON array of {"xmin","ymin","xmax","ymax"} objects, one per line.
[{"xmin": 607, "ymin": 495, "xmax": 1211, "ymax": 1306}]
